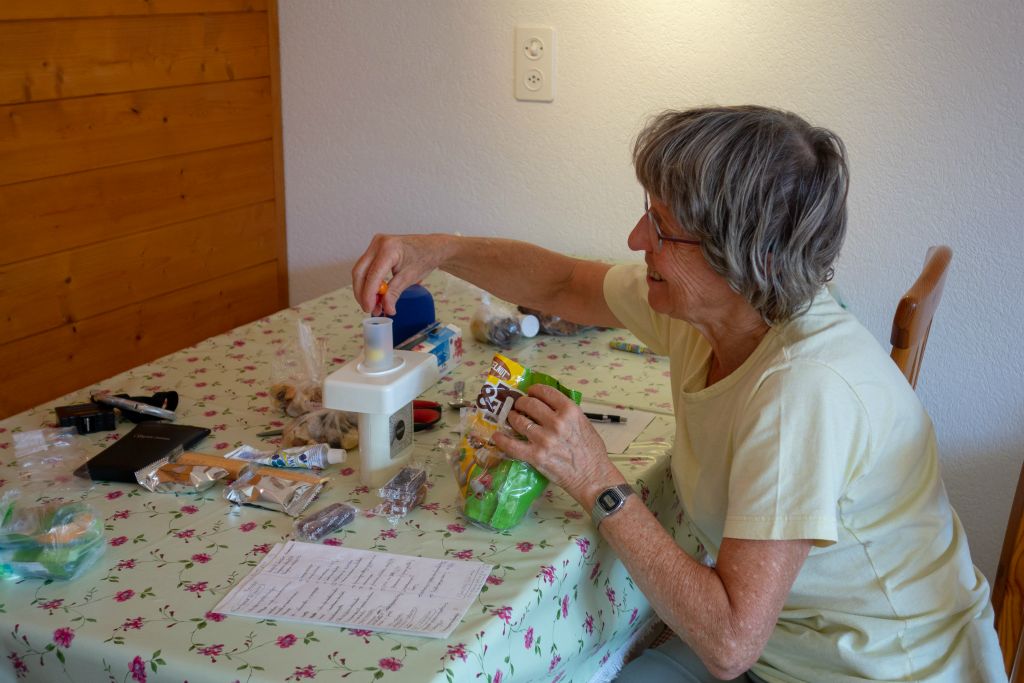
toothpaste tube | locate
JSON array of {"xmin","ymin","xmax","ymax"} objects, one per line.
[{"xmin": 224, "ymin": 443, "xmax": 345, "ymax": 470}]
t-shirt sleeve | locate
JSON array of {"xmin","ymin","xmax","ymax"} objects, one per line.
[
  {"xmin": 724, "ymin": 360, "xmax": 869, "ymax": 546},
  {"xmin": 603, "ymin": 264, "xmax": 673, "ymax": 355}
]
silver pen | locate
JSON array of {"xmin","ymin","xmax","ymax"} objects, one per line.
[{"xmin": 91, "ymin": 393, "xmax": 176, "ymax": 421}]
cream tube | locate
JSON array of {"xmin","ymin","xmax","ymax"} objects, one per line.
[{"xmin": 224, "ymin": 444, "xmax": 345, "ymax": 470}]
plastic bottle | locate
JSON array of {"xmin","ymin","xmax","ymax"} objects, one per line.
[{"xmin": 470, "ymin": 294, "xmax": 539, "ymax": 348}]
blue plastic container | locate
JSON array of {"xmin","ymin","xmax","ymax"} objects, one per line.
[{"xmin": 389, "ymin": 284, "xmax": 436, "ymax": 346}]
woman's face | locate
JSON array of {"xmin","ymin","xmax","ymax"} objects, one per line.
[{"xmin": 626, "ymin": 194, "xmax": 736, "ymax": 322}]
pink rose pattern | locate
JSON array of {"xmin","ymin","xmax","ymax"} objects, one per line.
[{"xmin": 0, "ymin": 275, "xmax": 686, "ymax": 682}]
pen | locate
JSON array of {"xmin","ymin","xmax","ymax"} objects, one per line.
[
  {"xmin": 91, "ymin": 393, "xmax": 176, "ymax": 420},
  {"xmin": 396, "ymin": 320, "xmax": 442, "ymax": 350},
  {"xmin": 585, "ymin": 412, "xmax": 627, "ymax": 424},
  {"xmin": 609, "ymin": 340, "xmax": 657, "ymax": 355}
]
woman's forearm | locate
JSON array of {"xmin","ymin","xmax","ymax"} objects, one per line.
[
  {"xmin": 597, "ymin": 495, "xmax": 801, "ymax": 679},
  {"xmin": 437, "ymin": 235, "xmax": 616, "ymax": 326}
]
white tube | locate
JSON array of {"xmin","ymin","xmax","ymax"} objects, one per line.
[{"xmin": 224, "ymin": 444, "xmax": 345, "ymax": 469}]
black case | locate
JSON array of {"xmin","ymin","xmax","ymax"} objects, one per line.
[
  {"xmin": 77, "ymin": 421, "xmax": 211, "ymax": 483},
  {"xmin": 55, "ymin": 402, "xmax": 117, "ymax": 434}
]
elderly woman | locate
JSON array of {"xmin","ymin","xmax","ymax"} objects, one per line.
[{"xmin": 351, "ymin": 106, "xmax": 1004, "ymax": 682}]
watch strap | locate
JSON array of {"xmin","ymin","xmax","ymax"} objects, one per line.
[{"xmin": 591, "ymin": 483, "xmax": 635, "ymax": 527}]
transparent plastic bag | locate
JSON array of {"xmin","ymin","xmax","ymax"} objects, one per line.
[
  {"xmin": 270, "ymin": 313, "xmax": 327, "ymax": 417},
  {"xmin": 13, "ymin": 427, "xmax": 92, "ymax": 496},
  {"xmin": 370, "ymin": 466, "xmax": 428, "ymax": 524},
  {"xmin": 282, "ymin": 408, "xmax": 359, "ymax": 451},
  {"xmin": 0, "ymin": 491, "xmax": 105, "ymax": 581},
  {"xmin": 469, "ymin": 294, "xmax": 538, "ymax": 348}
]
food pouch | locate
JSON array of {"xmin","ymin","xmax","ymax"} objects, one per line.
[
  {"xmin": 224, "ymin": 467, "xmax": 324, "ymax": 517},
  {"xmin": 0, "ymin": 492, "xmax": 105, "ymax": 581},
  {"xmin": 453, "ymin": 354, "xmax": 582, "ymax": 530}
]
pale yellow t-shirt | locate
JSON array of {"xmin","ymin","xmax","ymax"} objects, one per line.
[{"xmin": 604, "ymin": 264, "xmax": 1005, "ymax": 683}]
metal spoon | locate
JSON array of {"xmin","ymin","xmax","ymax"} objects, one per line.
[{"xmin": 447, "ymin": 380, "xmax": 472, "ymax": 410}]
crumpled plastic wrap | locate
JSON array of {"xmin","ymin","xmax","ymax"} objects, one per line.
[
  {"xmin": 224, "ymin": 467, "xmax": 324, "ymax": 517},
  {"xmin": 135, "ymin": 461, "xmax": 229, "ymax": 494}
]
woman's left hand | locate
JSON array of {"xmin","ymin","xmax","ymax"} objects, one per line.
[{"xmin": 491, "ymin": 385, "xmax": 626, "ymax": 507}]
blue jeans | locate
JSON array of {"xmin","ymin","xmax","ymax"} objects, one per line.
[{"xmin": 616, "ymin": 636, "xmax": 767, "ymax": 682}]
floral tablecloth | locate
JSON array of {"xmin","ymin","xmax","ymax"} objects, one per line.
[{"xmin": 1, "ymin": 273, "xmax": 697, "ymax": 683}]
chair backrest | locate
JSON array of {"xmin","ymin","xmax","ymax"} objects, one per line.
[
  {"xmin": 890, "ymin": 245, "xmax": 953, "ymax": 389},
  {"xmin": 994, "ymin": 462, "xmax": 1024, "ymax": 681}
]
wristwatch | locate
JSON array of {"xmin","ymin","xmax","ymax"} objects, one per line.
[{"xmin": 591, "ymin": 483, "xmax": 635, "ymax": 528}]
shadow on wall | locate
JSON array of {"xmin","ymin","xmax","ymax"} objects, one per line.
[
  {"xmin": 940, "ymin": 439, "xmax": 1024, "ymax": 583},
  {"xmin": 289, "ymin": 260, "xmax": 359, "ymax": 307}
]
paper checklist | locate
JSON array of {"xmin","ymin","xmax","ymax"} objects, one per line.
[{"xmin": 214, "ymin": 541, "xmax": 491, "ymax": 638}]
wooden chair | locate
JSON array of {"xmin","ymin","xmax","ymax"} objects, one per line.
[
  {"xmin": 994, "ymin": 463, "xmax": 1024, "ymax": 681},
  {"xmin": 890, "ymin": 245, "xmax": 953, "ymax": 389}
]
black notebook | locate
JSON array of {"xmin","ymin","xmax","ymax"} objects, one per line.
[{"xmin": 78, "ymin": 421, "xmax": 211, "ymax": 483}]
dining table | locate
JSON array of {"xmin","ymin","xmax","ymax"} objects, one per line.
[{"xmin": 0, "ymin": 272, "xmax": 698, "ymax": 683}]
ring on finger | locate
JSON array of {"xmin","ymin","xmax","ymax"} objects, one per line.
[{"xmin": 526, "ymin": 421, "xmax": 536, "ymax": 434}]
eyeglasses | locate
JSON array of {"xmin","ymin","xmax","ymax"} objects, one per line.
[{"xmin": 644, "ymin": 193, "xmax": 701, "ymax": 252}]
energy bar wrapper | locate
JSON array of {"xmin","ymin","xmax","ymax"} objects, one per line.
[{"xmin": 224, "ymin": 466, "xmax": 324, "ymax": 517}]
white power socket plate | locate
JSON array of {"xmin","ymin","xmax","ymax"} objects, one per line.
[{"xmin": 514, "ymin": 26, "xmax": 555, "ymax": 102}]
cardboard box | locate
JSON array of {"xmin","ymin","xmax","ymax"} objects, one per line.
[{"xmin": 408, "ymin": 323, "xmax": 463, "ymax": 376}]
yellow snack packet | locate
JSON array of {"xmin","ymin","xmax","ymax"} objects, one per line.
[{"xmin": 453, "ymin": 354, "xmax": 528, "ymax": 496}]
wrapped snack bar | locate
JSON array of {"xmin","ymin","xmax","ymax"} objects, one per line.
[
  {"xmin": 452, "ymin": 354, "xmax": 582, "ymax": 530},
  {"xmin": 370, "ymin": 466, "xmax": 428, "ymax": 524},
  {"xmin": 135, "ymin": 461, "xmax": 229, "ymax": 494},
  {"xmin": 294, "ymin": 502, "xmax": 358, "ymax": 542},
  {"xmin": 224, "ymin": 466, "xmax": 324, "ymax": 517}
]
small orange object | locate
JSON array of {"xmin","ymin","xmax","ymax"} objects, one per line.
[{"xmin": 377, "ymin": 281, "xmax": 389, "ymax": 296}]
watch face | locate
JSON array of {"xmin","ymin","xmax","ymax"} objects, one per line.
[{"xmin": 598, "ymin": 489, "xmax": 622, "ymax": 512}]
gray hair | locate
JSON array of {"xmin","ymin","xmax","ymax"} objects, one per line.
[{"xmin": 633, "ymin": 105, "xmax": 849, "ymax": 324}]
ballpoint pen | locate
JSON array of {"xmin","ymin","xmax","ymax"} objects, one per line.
[{"xmin": 584, "ymin": 412, "xmax": 627, "ymax": 424}]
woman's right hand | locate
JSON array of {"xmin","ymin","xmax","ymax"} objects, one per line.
[{"xmin": 351, "ymin": 234, "xmax": 451, "ymax": 315}]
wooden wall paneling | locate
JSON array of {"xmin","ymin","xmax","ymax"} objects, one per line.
[
  {"xmin": 0, "ymin": 1, "xmax": 268, "ymax": 21},
  {"xmin": 0, "ymin": 261, "xmax": 281, "ymax": 417},
  {"xmin": 0, "ymin": 1, "xmax": 288, "ymax": 419},
  {"xmin": 0, "ymin": 13, "xmax": 270, "ymax": 105},
  {"xmin": 0, "ymin": 78, "xmax": 273, "ymax": 186},
  {"xmin": 266, "ymin": 0, "xmax": 288, "ymax": 308},
  {"xmin": 1, "ymin": 201, "xmax": 278, "ymax": 346},
  {"xmin": 1, "ymin": 141, "xmax": 276, "ymax": 264}
]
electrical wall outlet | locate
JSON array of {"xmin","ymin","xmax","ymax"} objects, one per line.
[{"xmin": 514, "ymin": 26, "xmax": 555, "ymax": 102}]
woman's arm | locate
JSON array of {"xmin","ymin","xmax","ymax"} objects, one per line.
[
  {"xmin": 494, "ymin": 384, "xmax": 811, "ymax": 679},
  {"xmin": 604, "ymin": 502, "xmax": 810, "ymax": 678},
  {"xmin": 351, "ymin": 234, "xmax": 620, "ymax": 328}
]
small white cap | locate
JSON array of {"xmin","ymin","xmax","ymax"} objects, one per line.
[
  {"xmin": 518, "ymin": 314, "xmax": 540, "ymax": 338},
  {"xmin": 327, "ymin": 448, "xmax": 347, "ymax": 464}
]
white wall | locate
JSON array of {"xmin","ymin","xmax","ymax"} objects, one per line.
[{"xmin": 278, "ymin": 0, "xmax": 1024, "ymax": 580}]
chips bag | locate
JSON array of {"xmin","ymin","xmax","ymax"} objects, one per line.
[{"xmin": 452, "ymin": 354, "xmax": 582, "ymax": 530}]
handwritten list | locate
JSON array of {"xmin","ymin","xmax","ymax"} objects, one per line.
[{"xmin": 214, "ymin": 541, "xmax": 491, "ymax": 638}]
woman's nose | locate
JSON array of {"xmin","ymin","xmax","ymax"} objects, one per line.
[{"xmin": 627, "ymin": 214, "xmax": 650, "ymax": 252}]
